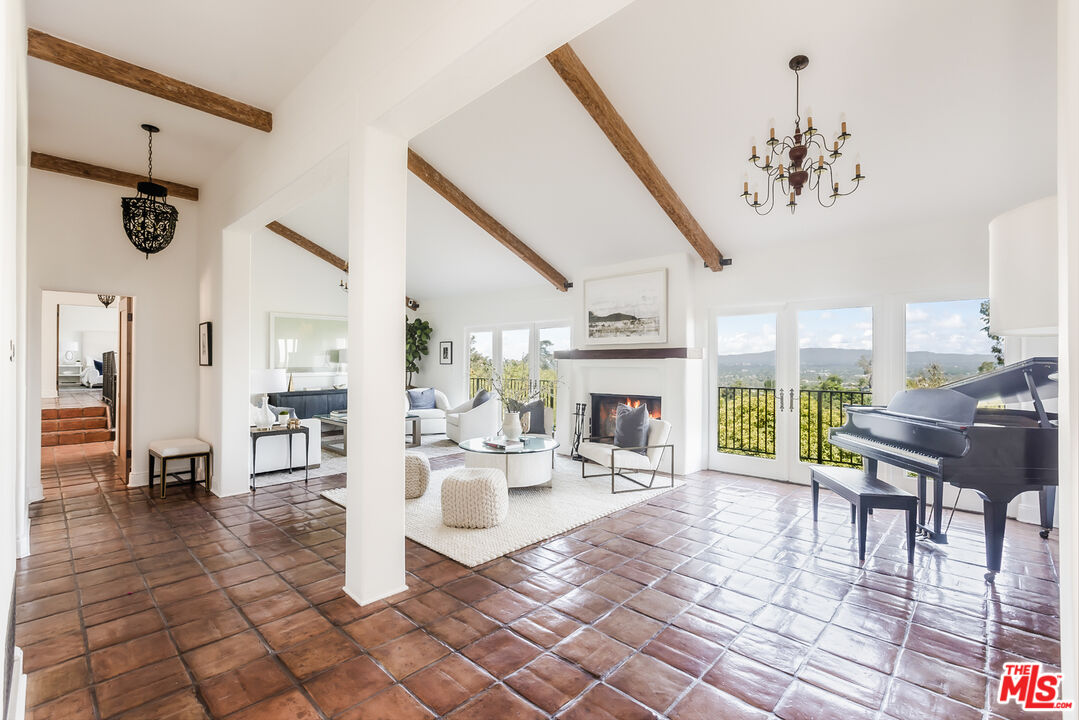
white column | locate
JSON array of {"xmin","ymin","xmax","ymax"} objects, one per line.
[
  {"xmin": 214, "ymin": 228, "xmax": 253, "ymax": 497},
  {"xmin": 344, "ymin": 126, "xmax": 408, "ymax": 605},
  {"xmin": 1056, "ymin": 0, "xmax": 1078, "ymax": 712}
]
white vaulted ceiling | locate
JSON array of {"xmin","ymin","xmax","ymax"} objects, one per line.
[
  {"xmin": 26, "ymin": 0, "xmax": 1057, "ymax": 299},
  {"xmin": 405, "ymin": 0, "xmax": 1056, "ymax": 298}
]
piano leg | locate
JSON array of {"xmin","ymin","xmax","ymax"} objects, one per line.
[
  {"xmin": 982, "ymin": 498, "xmax": 1009, "ymax": 581},
  {"xmin": 1038, "ymin": 487, "xmax": 1057, "ymax": 539},
  {"xmin": 931, "ymin": 476, "xmax": 947, "ymax": 543},
  {"xmin": 917, "ymin": 475, "xmax": 927, "ymax": 530},
  {"xmin": 857, "ymin": 504, "xmax": 869, "ymax": 564}
]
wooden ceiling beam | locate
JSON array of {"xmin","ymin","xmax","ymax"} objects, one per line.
[
  {"xmin": 407, "ymin": 149, "xmax": 570, "ymax": 292},
  {"xmin": 546, "ymin": 44, "xmax": 727, "ymax": 271},
  {"xmin": 265, "ymin": 222, "xmax": 348, "ymax": 272},
  {"xmin": 28, "ymin": 28, "xmax": 272, "ymax": 132},
  {"xmin": 266, "ymin": 222, "xmax": 419, "ymax": 311},
  {"xmin": 30, "ymin": 151, "xmax": 199, "ymax": 201}
]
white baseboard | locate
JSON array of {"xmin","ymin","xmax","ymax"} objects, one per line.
[
  {"xmin": 127, "ymin": 470, "xmax": 149, "ymax": 487},
  {"xmin": 7, "ymin": 647, "xmax": 26, "ymax": 720},
  {"xmin": 343, "ymin": 583, "xmax": 409, "ymax": 608}
]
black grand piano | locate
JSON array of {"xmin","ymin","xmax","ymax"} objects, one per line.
[{"xmin": 829, "ymin": 357, "xmax": 1058, "ymax": 579}]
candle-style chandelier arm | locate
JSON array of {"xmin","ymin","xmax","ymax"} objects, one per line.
[{"xmin": 740, "ymin": 55, "xmax": 864, "ymax": 215}]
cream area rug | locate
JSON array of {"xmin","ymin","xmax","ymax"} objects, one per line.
[{"xmin": 320, "ymin": 456, "xmax": 681, "ymax": 567}]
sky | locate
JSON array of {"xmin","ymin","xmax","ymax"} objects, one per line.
[
  {"xmin": 905, "ymin": 299, "xmax": 994, "ymax": 354},
  {"xmin": 715, "ymin": 299, "xmax": 992, "ymax": 356}
]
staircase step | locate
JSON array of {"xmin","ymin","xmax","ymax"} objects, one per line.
[
  {"xmin": 42, "ymin": 428, "xmax": 114, "ymax": 447},
  {"xmin": 41, "ymin": 405, "xmax": 107, "ymax": 421}
]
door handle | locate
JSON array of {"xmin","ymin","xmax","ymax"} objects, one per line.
[
  {"xmin": 777, "ymin": 389, "xmax": 784, "ymax": 412},
  {"xmin": 789, "ymin": 388, "xmax": 795, "ymax": 410}
]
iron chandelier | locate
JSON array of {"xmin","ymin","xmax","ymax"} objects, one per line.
[
  {"xmin": 121, "ymin": 124, "xmax": 179, "ymax": 257},
  {"xmin": 742, "ymin": 55, "xmax": 864, "ymax": 215}
]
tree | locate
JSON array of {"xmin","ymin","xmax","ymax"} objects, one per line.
[
  {"xmin": 907, "ymin": 362, "xmax": 948, "ymax": 388},
  {"xmin": 856, "ymin": 354, "xmax": 873, "ymax": 390},
  {"xmin": 405, "ymin": 318, "xmax": 432, "ymax": 387},
  {"xmin": 980, "ymin": 300, "xmax": 1005, "ymax": 367}
]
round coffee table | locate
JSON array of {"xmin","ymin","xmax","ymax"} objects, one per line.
[{"xmin": 458, "ymin": 435, "xmax": 560, "ymax": 488}]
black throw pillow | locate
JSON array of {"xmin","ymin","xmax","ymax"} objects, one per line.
[
  {"xmin": 519, "ymin": 399, "xmax": 545, "ymax": 435},
  {"xmin": 613, "ymin": 403, "xmax": 650, "ymax": 454},
  {"xmin": 472, "ymin": 389, "xmax": 491, "ymax": 408}
]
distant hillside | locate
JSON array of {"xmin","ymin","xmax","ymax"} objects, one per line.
[
  {"xmin": 716, "ymin": 348, "xmax": 994, "ymax": 387},
  {"xmin": 589, "ymin": 311, "xmax": 639, "ymax": 323}
]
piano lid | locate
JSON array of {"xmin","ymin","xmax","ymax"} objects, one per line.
[
  {"xmin": 947, "ymin": 357, "xmax": 1058, "ymax": 404},
  {"xmin": 886, "ymin": 388, "xmax": 977, "ymax": 427}
]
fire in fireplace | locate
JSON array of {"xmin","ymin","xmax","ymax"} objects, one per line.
[{"xmin": 590, "ymin": 393, "xmax": 662, "ymax": 441}]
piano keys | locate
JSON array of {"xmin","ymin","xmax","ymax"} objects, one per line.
[{"xmin": 828, "ymin": 357, "xmax": 1058, "ymax": 580}]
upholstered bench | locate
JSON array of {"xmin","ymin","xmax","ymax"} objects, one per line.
[
  {"xmin": 441, "ymin": 468, "xmax": 508, "ymax": 528},
  {"xmin": 405, "ymin": 452, "xmax": 430, "ymax": 499},
  {"xmin": 148, "ymin": 438, "xmax": 212, "ymax": 499}
]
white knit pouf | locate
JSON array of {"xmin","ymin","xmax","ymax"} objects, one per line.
[
  {"xmin": 441, "ymin": 468, "xmax": 508, "ymax": 529},
  {"xmin": 405, "ymin": 452, "xmax": 430, "ymax": 499}
]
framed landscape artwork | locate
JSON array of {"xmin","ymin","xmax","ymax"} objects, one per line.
[{"xmin": 583, "ymin": 269, "xmax": 668, "ymax": 344}]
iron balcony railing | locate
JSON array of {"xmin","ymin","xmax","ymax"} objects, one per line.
[
  {"xmin": 799, "ymin": 389, "xmax": 872, "ymax": 467},
  {"xmin": 716, "ymin": 385, "xmax": 872, "ymax": 468},
  {"xmin": 716, "ymin": 386, "xmax": 777, "ymax": 458},
  {"xmin": 469, "ymin": 376, "xmax": 557, "ymax": 409}
]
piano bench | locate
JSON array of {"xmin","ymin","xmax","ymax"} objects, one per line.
[{"xmin": 809, "ymin": 465, "xmax": 918, "ymax": 565}]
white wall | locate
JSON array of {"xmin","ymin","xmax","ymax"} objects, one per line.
[
  {"xmin": 2, "ymin": 0, "xmax": 27, "ymax": 711},
  {"xmin": 413, "ymin": 285, "xmax": 574, "ymax": 404},
  {"xmin": 40, "ymin": 291, "xmax": 117, "ymax": 397},
  {"xmin": 26, "ymin": 170, "xmax": 199, "ymax": 490},
  {"xmin": 249, "ymin": 227, "xmax": 347, "ymax": 393},
  {"xmin": 1056, "ymin": 0, "xmax": 1078, "ymax": 710}
]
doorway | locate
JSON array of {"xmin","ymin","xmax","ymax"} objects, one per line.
[
  {"xmin": 710, "ymin": 304, "xmax": 875, "ymax": 483},
  {"xmin": 40, "ymin": 291, "xmax": 134, "ymax": 480}
]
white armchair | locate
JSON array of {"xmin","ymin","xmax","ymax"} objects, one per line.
[
  {"xmin": 404, "ymin": 388, "xmax": 451, "ymax": 435},
  {"xmin": 446, "ymin": 396, "xmax": 501, "ymax": 442},
  {"xmin": 578, "ymin": 418, "xmax": 674, "ymax": 494}
]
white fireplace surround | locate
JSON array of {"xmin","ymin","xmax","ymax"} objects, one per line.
[{"xmin": 554, "ymin": 354, "xmax": 704, "ymax": 475}]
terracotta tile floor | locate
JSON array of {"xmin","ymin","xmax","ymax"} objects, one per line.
[
  {"xmin": 19, "ymin": 443, "xmax": 1061, "ymax": 719},
  {"xmin": 42, "ymin": 388, "xmax": 109, "ymax": 410}
]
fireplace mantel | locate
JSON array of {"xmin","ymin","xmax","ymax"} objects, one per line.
[{"xmin": 553, "ymin": 347, "xmax": 703, "ymax": 360}]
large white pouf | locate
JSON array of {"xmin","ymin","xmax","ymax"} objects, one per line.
[
  {"xmin": 441, "ymin": 468, "xmax": 509, "ymax": 529},
  {"xmin": 405, "ymin": 452, "xmax": 430, "ymax": 499}
]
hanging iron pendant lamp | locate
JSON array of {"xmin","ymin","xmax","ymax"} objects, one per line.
[
  {"xmin": 121, "ymin": 124, "xmax": 179, "ymax": 257},
  {"xmin": 97, "ymin": 294, "xmax": 116, "ymax": 308}
]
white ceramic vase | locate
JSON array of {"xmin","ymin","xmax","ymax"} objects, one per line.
[
  {"xmin": 255, "ymin": 395, "xmax": 276, "ymax": 430},
  {"xmin": 503, "ymin": 411, "xmax": 522, "ymax": 441}
]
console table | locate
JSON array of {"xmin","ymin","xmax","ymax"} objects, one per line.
[{"xmin": 250, "ymin": 425, "xmax": 309, "ymax": 492}]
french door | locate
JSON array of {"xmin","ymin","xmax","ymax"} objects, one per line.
[
  {"xmin": 710, "ymin": 304, "xmax": 875, "ymax": 483},
  {"xmin": 467, "ymin": 322, "xmax": 570, "ymax": 409}
]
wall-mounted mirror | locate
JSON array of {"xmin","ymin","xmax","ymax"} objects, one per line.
[{"xmin": 269, "ymin": 313, "xmax": 347, "ymax": 372}]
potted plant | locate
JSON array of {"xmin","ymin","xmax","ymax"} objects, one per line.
[{"xmin": 405, "ymin": 318, "xmax": 432, "ymax": 387}]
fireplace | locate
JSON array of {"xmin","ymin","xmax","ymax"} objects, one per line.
[{"xmin": 590, "ymin": 393, "xmax": 662, "ymax": 441}]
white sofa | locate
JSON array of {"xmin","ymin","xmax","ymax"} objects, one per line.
[
  {"xmin": 252, "ymin": 418, "xmax": 322, "ymax": 475},
  {"xmin": 405, "ymin": 388, "xmax": 451, "ymax": 435},
  {"xmin": 446, "ymin": 396, "xmax": 502, "ymax": 442}
]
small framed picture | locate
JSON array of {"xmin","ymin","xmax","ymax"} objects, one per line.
[
  {"xmin": 199, "ymin": 322, "xmax": 213, "ymax": 366},
  {"xmin": 439, "ymin": 340, "xmax": 453, "ymax": 365}
]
